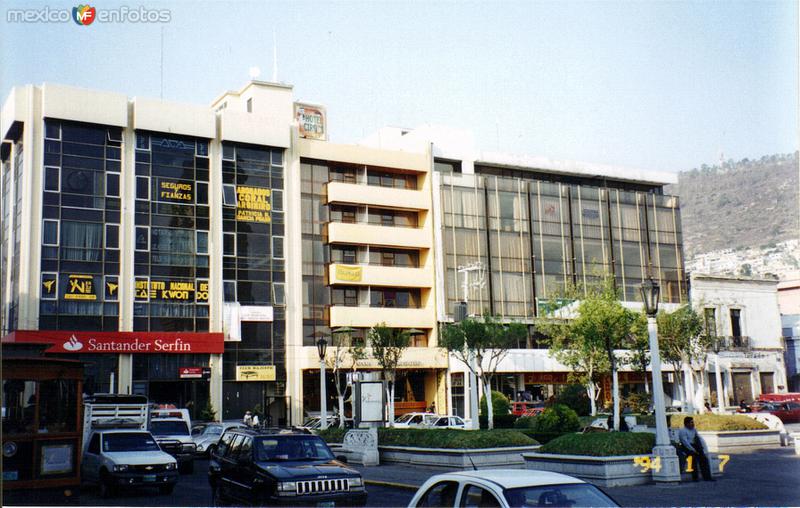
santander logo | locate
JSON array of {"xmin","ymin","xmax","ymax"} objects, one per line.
[{"xmin": 63, "ymin": 334, "xmax": 84, "ymax": 352}]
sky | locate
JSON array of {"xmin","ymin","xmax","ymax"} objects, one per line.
[{"xmin": 1, "ymin": 0, "xmax": 797, "ymax": 173}]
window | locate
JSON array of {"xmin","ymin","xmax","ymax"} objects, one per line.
[
  {"xmin": 272, "ymin": 236, "xmax": 284, "ymax": 259},
  {"xmin": 196, "ymin": 182, "xmax": 208, "ymax": 204},
  {"xmin": 223, "ymin": 184, "xmax": 236, "ymax": 206},
  {"xmin": 460, "ymin": 484, "xmax": 500, "ymax": 508},
  {"xmin": 273, "ymin": 283, "xmax": 285, "ymax": 305},
  {"xmin": 106, "ymin": 172, "xmax": 120, "ymax": 197},
  {"xmin": 135, "ymin": 226, "xmax": 149, "ymax": 251},
  {"xmin": 246, "ymin": 98, "xmax": 253, "ymax": 113},
  {"xmin": 272, "ymin": 189, "xmax": 283, "ymax": 211},
  {"xmin": 105, "ymin": 276, "xmax": 119, "ymax": 301},
  {"xmin": 136, "ymin": 176, "xmax": 149, "ymax": 200},
  {"xmin": 381, "ymin": 251, "xmax": 395, "ymax": 266},
  {"xmin": 217, "ymin": 431, "xmax": 236, "ymax": 457},
  {"xmin": 106, "ymin": 224, "xmax": 119, "ymax": 249},
  {"xmin": 196, "ymin": 231, "xmax": 209, "ymax": 254},
  {"xmin": 224, "ymin": 233, "xmax": 236, "ymax": 256},
  {"xmin": 704, "ymin": 308, "xmax": 717, "ymax": 336},
  {"xmin": 224, "ymin": 280, "xmax": 236, "ymax": 302},
  {"xmin": 44, "ymin": 166, "xmax": 60, "ymax": 192},
  {"xmin": 43, "ymin": 220, "xmax": 59, "ymax": 246},
  {"xmin": 88, "ymin": 434, "xmax": 100, "ymax": 454},
  {"xmin": 222, "ymin": 144, "xmax": 235, "ymax": 161},
  {"xmin": 45, "ymin": 122, "xmax": 61, "ymax": 140},
  {"xmin": 434, "ymin": 158, "xmax": 462, "ymax": 173},
  {"xmin": 136, "ymin": 133, "xmax": 150, "ymax": 150},
  {"xmin": 730, "ymin": 309, "xmax": 742, "ymax": 337},
  {"xmin": 196, "ymin": 140, "xmax": 209, "ymax": 157}
]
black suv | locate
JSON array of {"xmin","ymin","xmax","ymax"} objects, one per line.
[{"xmin": 209, "ymin": 428, "xmax": 367, "ymax": 507}]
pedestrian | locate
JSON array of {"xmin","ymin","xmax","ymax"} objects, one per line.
[
  {"xmin": 252, "ymin": 413, "xmax": 260, "ymax": 428},
  {"xmin": 243, "ymin": 410, "xmax": 252, "ymax": 426},
  {"xmin": 738, "ymin": 399, "xmax": 749, "ymax": 413},
  {"xmin": 704, "ymin": 401, "xmax": 712, "ymax": 413},
  {"xmin": 677, "ymin": 416, "xmax": 714, "ymax": 482}
]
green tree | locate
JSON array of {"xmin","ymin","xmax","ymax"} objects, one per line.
[
  {"xmin": 328, "ymin": 328, "xmax": 367, "ymax": 428},
  {"xmin": 657, "ymin": 304, "xmax": 711, "ymax": 413},
  {"xmin": 623, "ymin": 312, "xmax": 651, "ymax": 395},
  {"xmin": 368, "ymin": 324, "xmax": 410, "ymax": 426},
  {"xmin": 440, "ymin": 314, "xmax": 527, "ymax": 429}
]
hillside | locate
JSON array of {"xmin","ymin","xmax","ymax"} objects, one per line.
[{"xmin": 666, "ymin": 153, "xmax": 799, "ymax": 270}]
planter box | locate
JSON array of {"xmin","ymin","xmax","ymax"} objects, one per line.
[
  {"xmin": 698, "ymin": 429, "xmax": 781, "ymax": 452},
  {"xmin": 379, "ymin": 445, "xmax": 540, "ymax": 470},
  {"xmin": 523, "ymin": 453, "xmax": 651, "ymax": 487}
]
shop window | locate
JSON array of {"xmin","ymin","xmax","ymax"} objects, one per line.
[{"xmin": 2, "ymin": 379, "xmax": 37, "ymax": 434}]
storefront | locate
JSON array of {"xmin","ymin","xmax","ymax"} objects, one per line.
[{"xmin": 2, "ymin": 330, "xmax": 224, "ymax": 421}]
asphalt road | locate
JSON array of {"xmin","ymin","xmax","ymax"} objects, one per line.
[{"xmin": 4, "ymin": 459, "xmax": 414, "ymax": 507}]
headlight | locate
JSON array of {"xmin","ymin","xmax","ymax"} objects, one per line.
[
  {"xmin": 348, "ymin": 477, "xmax": 363, "ymax": 488},
  {"xmin": 196, "ymin": 444, "xmax": 205, "ymax": 452},
  {"xmin": 277, "ymin": 481, "xmax": 297, "ymax": 495},
  {"xmin": 182, "ymin": 443, "xmax": 197, "ymax": 452},
  {"xmin": 165, "ymin": 462, "xmax": 177, "ymax": 470},
  {"xmin": 112, "ymin": 464, "xmax": 128, "ymax": 472}
]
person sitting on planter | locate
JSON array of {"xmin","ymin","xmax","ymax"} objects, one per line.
[{"xmin": 677, "ymin": 416, "xmax": 714, "ymax": 482}]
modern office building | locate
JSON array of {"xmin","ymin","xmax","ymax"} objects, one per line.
[{"xmin": 361, "ymin": 125, "xmax": 687, "ymax": 417}]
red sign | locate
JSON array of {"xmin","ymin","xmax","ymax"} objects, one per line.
[
  {"xmin": 179, "ymin": 367, "xmax": 203, "ymax": 379},
  {"xmin": 524, "ymin": 372, "xmax": 569, "ymax": 384},
  {"xmin": 2, "ymin": 330, "xmax": 224, "ymax": 354}
]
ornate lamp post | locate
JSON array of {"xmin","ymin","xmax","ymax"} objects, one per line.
[
  {"xmin": 317, "ymin": 337, "xmax": 329, "ymax": 430},
  {"xmin": 640, "ymin": 278, "xmax": 681, "ymax": 483}
]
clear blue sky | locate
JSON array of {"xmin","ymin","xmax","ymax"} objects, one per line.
[{"xmin": 2, "ymin": 0, "xmax": 797, "ymax": 172}]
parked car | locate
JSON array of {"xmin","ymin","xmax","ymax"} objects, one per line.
[
  {"xmin": 758, "ymin": 393, "xmax": 800, "ymax": 404},
  {"xmin": 193, "ymin": 421, "xmax": 248, "ymax": 457},
  {"xmin": 394, "ymin": 412, "xmax": 438, "ymax": 428},
  {"xmin": 423, "ymin": 415, "xmax": 467, "ymax": 429},
  {"xmin": 764, "ymin": 401, "xmax": 800, "ymax": 424},
  {"xmin": 209, "ymin": 427, "xmax": 367, "ymax": 506},
  {"xmin": 149, "ymin": 417, "xmax": 197, "ymax": 473},
  {"xmin": 407, "ymin": 469, "xmax": 619, "ymax": 508},
  {"xmin": 81, "ymin": 430, "xmax": 178, "ymax": 498},
  {"xmin": 511, "ymin": 401, "xmax": 545, "ymax": 417},
  {"xmin": 301, "ymin": 415, "xmax": 353, "ymax": 431}
]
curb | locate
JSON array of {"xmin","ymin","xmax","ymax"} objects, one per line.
[{"xmin": 364, "ymin": 479, "xmax": 420, "ymax": 491}]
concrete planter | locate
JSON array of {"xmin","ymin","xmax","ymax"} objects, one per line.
[
  {"xmin": 522, "ymin": 452, "xmax": 651, "ymax": 487},
  {"xmin": 698, "ymin": 429, "xmax": 781, "ymax": 452},
  {"xmin": 379, "ymin": 445, "xmax": 540, "ymax": 469}
]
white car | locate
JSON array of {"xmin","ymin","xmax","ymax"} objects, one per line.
[
  {"xmin": 407, "ymin": 470, "xmax": 619, "ymax": 508},
  {"xmin": 192, "ymin": 421, "xmax": 247, "ymax": 457},
  {"xmin": 394, "ymin": 412, "xmax": 438, "ymax": 428},
  {"xmin": 424, "ymin": 415, "xmax": 467, "ymax": 429}
]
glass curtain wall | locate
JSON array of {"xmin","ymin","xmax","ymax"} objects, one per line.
[
  {"xmin": 300, "ymin": 162, "xmax": 330, "ymax": 347},
  {"xmin": 440, "ymin": 172, "xmax": 685, "ymax": 323},
  {"xmin": 39, "ymin": 120, "xmax": 121, "ymax": 331}
]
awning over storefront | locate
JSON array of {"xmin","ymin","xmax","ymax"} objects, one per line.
[{"xmin": 2, "ymin": 330, "xmax": 224, "ymax": 354}]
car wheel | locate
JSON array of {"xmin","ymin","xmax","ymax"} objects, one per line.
[
  {"xmin": 99, "ymin": 472, "xmax": 116, "ymax": 499},
  {"xmin": 180, "ymin": 461, "xmax": 194, "ymax": 474},
  {"xmin": 159, "ymin": 484, "xmax": 175, "ymax": 495},
  {"xmin": 207, "ymin": 445, "xmax": 216, "ymax": 458}
]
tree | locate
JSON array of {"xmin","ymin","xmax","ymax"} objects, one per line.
[
  {"xmin": 328, "ymin": 329, "xmax": 366, "ymax": 428},
  {"xmin": 440, "ymin": 314, "xmax": 527, "ymax": 429},
  {"xmin": 368, "ymin": 324, "xmax": 410, "ymax": 427},
  {"xmin": 657, "ymin": 304, "xmax": 711, "ymax": 413},
  {"xmin": 540, "ymin": 278, "xmax": 641, "ymax": 430},
  {"xmin": 624, "ymin": 312, "xmax": 651, "ymax": 395}
]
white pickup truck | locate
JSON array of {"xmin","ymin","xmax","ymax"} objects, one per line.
[{"xmin": 81, "ymin": 394, "xmax": 178, "ymax": 498}]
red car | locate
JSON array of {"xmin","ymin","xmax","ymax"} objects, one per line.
[
  {"xmin": 511, "ymin": 401, "xmax": 545, "ymax": 417},
  {"xmin": 769, "ymin": 401, "xmax": 800, "ymax": 424}
]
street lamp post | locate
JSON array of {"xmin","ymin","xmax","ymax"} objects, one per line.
[
  {"xmin": 317, "ymin": 337, "xmax": 328, "ymax": 430},
  {"xmin": 640, "ymin": 278, "xmax": 681, "ymax": 483}
]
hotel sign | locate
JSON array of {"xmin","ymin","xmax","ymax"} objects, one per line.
[
  {"xmin": 236, "ymin": 365, "xmax": 276, "ymax": 381},
  {"xmin": 236, "ymin": 186, "xmax": 271, "ymax": 223},
  {"xmin": 295, "ymin": 103, "xmax": 326, "ymax": 140},
  {"xmin": 2, "ymin": 330, "xmax": 224, "ymax": 354}
]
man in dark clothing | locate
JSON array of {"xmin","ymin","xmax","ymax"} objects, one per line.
[{"xmin": 677, "ymin": 416, "xmax": 714, "ymax": 481}]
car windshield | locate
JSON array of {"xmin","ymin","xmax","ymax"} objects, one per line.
[
  {"xmin": 504, "ymin": 484, "xmax": 618, "ymax": 508},
  {"xmin": 103, "ymin": 432, "xmax": 161, "ymax": 453},
  {"xmin": 150, "ymin": 420, "xmax": 190, "ymax": 436},
  {"xmin": 205, "ymin": 425, "xmax": 222, "ymax": 436},
  {"xmin": 255, "ymin": 435, "xmax": 335, "ymax": 462}
]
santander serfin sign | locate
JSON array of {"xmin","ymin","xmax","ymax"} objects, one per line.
[{"xmin": 2, "ymin": 330, "xmax": 224, "ymax": 354}]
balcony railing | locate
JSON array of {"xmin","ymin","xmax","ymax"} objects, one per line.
[{"xmin": 710, "ymin": 336, "xmax": 751, "ymax": 351}]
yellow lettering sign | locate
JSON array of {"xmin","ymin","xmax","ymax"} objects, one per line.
[
  {"xmin": 335, "ymin": 264, "xmax": 362, "ymax": 282},
  {"xmin": 196, "ymin": 281, "xmax": 209, "ymax": 303},
  {"xmin": 236, "ymin": 365, "xmax": 276, "ymax": 382},
  {"xmin": 65, "ymin": 275, "xmax": 96, "ymax": 301},
  {"xmin": 236, "ymin": 186, "xmax": 272, "ymax": 223},
  {"xmin": 158, "ymin": 180, "xmax": 193, "ymax": 202}
]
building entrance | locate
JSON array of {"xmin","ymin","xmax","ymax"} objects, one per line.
[{"xmin": 146, "ymin": 380, "xmax": 209, "ymax": 421}]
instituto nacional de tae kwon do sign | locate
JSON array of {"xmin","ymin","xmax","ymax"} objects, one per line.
[{"xmin": 1, "ymin": 330, "xmax": 224, "ymax": 354}]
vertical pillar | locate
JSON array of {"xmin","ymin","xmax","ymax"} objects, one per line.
[
  {"xmin": 209, "ymin": 353, "xmax": 223, "ymax": 420},
  {"xmin": 118, "ymin": 354, "xmax": 133, "ymax": 394}
]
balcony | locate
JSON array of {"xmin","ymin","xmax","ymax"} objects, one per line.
[
  {"xmin": 328, "ymin": 263, "xmax": 431, "ymax": 288},
  {"xmin": 329, "ymin": 305, "xmax": 433, "ymax": 329},
  {"xmin": 327, "ymin": 222, "xmax": 431, "ymax": 249},
  {"xmin": 711, "ymin": 336, "xmax": 751, "ymax": 351},
  {"xmin": 326, "ymin": 181, "xmax": 429, "ymax": 210}
]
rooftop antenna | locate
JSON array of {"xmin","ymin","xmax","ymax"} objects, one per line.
[
  {"xmin": 159, "ymin": 26, "xmax": 164, "ymax": 99},
  {"xmin": 272, "ymin": 27, "xmax": 278, "ymax": 82}
]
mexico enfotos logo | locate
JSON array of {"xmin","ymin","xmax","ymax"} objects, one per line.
[{"xmin": 7, "ymin": 4, "xmax": 171, "ymax": 24}]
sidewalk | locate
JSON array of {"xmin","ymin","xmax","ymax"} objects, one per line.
[{"xmin": 355, "ymin": 447, "xmax": 800, "ymax": 506}]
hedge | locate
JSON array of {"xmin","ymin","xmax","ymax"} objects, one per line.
[
  {"xmin": 479, "ymin": 414, "xmax": 518, "ymax": 429},
  {"xmin": 539, "ymin": 432, "xmax": 656, "ymax": 457},
  {"xmin": 667, "ymin": 413, "xmax": 767, "ymax": 431},
  {"xmin": 318, "ymin": 427, "xmax": 348, "ymax": 444},
  {"xmin": 513, "ymin": 404, "xmax": 581, "ymax": 443},
  {"xmin": 379, "ymin": 428, "xmax": 537, "ymax": 449}
]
